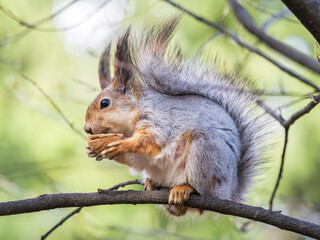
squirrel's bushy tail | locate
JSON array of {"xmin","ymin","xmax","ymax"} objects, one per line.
[
  {"xmin": 136, "ymin": 19, "xmax": 275, "ymax": 200},
  {"xmin": 117, "ymin": 18, "xmax": 276, "ymax": 200}
]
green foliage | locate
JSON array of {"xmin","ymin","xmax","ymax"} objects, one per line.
[{"xmin": 0, "ymin": 0, "xmax": 319, "ymax": 239}]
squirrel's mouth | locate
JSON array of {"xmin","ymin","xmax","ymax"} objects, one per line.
[{"xmin": 101, "ymin": 128, "xmax": 110, "ymax": 134}]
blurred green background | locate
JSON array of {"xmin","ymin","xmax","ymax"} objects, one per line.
[{"xmin": 0, "ymin": 0, "xmax": 319, "ymax": 239}]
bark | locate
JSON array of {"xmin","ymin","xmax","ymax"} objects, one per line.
[
  {"xmin": 281, "ymin": 0, "xmax": 320, "ymax": 43},
  {"xmin": 0, "ymin": 190, "xmax": 320, "ymax": 239}
]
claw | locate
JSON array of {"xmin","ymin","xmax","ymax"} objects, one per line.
[{"xmin": 88, "ymin": 151, "xmax": 98, "ymax": 158}]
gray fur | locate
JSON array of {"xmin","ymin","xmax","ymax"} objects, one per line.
[
  {"xmin": 136, "ymin": 87, "xmax": 242, "ymax": 200},
  {"xmin": 99, "ymin": 18, "xmax": 276, "ymax": 203}
]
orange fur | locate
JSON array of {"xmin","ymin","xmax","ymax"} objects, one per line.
[
  {"xmin": 127, "ymin": 129, "xmax": 161, "ymax": 157},
  {"xmin": 98, "ymin": 129, "xmax": 161, "ymax": 159}
]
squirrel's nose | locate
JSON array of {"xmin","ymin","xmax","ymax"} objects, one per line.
[{"xmin": 84, "ymin": 124, "xmax": 93, "ymax": 135}]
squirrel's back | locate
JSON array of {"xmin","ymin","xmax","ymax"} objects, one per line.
[{"xmin": 137, "ymin": 89, "xmax": 242, "ymax": 200}]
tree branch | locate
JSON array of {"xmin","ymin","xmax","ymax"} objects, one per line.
[
  {"xmin": 162, "ymin": 0, "xmax": 320, "ymax": 91},
  {"xmin": 41, "ymin": 179, "xmax": 143, "ymax": 240},
  {"xmin": 281, "ymin": 0, "xmax": 320, "ymax": 44},
  {"xmin": 1, "ymin": 190, "xmax": 320, "ymax": 239},
  {"xmin": 0, "ymin": 0, "xmax": 80, "ymax": 31},
  {"xmin": 0, "ymin": 0, "xmax": 112, "ymax": 45},
  {"xmin": 228, "ymin": 0, "xmax": 320, "ymax": 75},
  {"xmin": 0, "ymin": 0, "xmax": 80, "ymax": 46},
  {"xmin": 282, "ymin": 93, "xmax": 320, "ymax": 128},
  {"xmin": 269, "ymin": 127, "xmax": 290, "ymax": 210},
  {"xmin": 269, "ymin": 93, "xmax": 320, "ymax": 209}
]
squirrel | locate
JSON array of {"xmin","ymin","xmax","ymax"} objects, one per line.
[{"xmin": 84, "ymin": 18, "xmax": 275, "ymax": 216}]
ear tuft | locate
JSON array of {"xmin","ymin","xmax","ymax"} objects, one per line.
[
  {"xmin": 113, "ymin": 27, "xmax": 134, "ymax": 94},
  {"xmin": 98, "ymin": 43, "xmax": 112, "ymax": 90}
]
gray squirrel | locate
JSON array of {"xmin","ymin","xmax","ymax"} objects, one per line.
[{"xmin": 84, "ymin": 18, "xmax": 275, "ymax": 216}]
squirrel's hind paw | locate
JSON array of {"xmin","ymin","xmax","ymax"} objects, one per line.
[
  {"xmin": 144, "ymin": 178, "xmax": 155, "ymax": 191},
  {"xmin": 168, "ymin": 184, "xmax": 195, "ymax": 205}
]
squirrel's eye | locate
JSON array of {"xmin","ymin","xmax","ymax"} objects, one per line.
[{"xmin": 100, "ymin": 99, "xmax": 111, "ymax": 109}]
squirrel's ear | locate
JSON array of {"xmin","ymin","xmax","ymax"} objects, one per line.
[
  {"xmin": 98, "ymin": 43, "xmax": 112, "ymax": 90},
  {"xmin": 113, "ymin": 27, "xmax": 134, "ymax": 94}
]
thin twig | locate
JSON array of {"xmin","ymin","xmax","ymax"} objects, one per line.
[
  {"xmin": 72, "ymin": 78, "xmax": 99, "ymax": 92},
  {"xmin": 269, "ymin": 127, "xmax": 289, "ymax": 210},
  {"xmin": 3, "ymin": 0, "xmax": 80, "ymax": 27},
  {"xmin": 269, "ymin": 93, "xmax": 320, "ymax": 207},
  {"xmin": 228, "ymin": 0, "xmax": 320, "ymax": 74},
  {"xmin": 260, "ymin": 9, "xmax": 291, "ymax": 31},
  {"xmin": 20, "ymin": 73, "xmax": 86, "ymax": 139},
  {"xmin": 41, "ymin": 179, "xmax": 143, "ymax": 240},
  {"xmin": 0, "ymin": 0, "xmax": 113, "ymax": 45},
  {"xmin": 195, "ymin": 32, "xmax": 222, "ymax": 57},
  {"xmin": 262, "ymin": 91, "xmax": 311, "ymax": 97},
  {"xmin": 195, "ymin": 5, "xmax": 228, "ymax": 56},
  {"xmin": 243, "ymin": 0, "xmax": 298, "ymax": 24},
  {"xmin": 0, "ymin": 0, "xmax": 80, "ymax": 45},
  {"xmin": 256, "ymin": 99, "xmax": 284, "ymax": 124},
  {"xmin": 282, "ymin": 93, "xmax": 320, "ymax": 128},
  {"xmin": 0, "ymin": 0, "xmax": 80, "ymax": 30},
  {"xmin": 275, "ymin": 97, "xmax": 307, "ymax": 110},
  {"xmin": 162, "ymin": 0, "xmax": 320, "ymax": 91},
  {"xmin": 100, "ymin": 179, "xmax": 144, "ymax": 191},
  {"xmin": 40, "ymin": 207, "xmax": 82, "ymax": 240}
]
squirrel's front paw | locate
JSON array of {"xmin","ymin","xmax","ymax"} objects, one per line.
[
  {"xmin": 87, "ymin": 133, "xmax": 124, "ymax": 160},
  {"xmin": 99, "ymin": 139, "xmax": 133, "ymax": 160}
]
